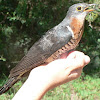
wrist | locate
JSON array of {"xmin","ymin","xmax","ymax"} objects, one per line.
[{"xmin": 27, "ymin": 66, "xmax": 53, "ymax": 99}]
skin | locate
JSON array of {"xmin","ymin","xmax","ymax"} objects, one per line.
[{"xmin": 12, "ymin": 51, "xmax": 90, "ymax": 100}]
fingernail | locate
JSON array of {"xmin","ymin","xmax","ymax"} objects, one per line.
[{"xmin": 85, "ymin": 55, "xmax": 90, "ymax": 65}]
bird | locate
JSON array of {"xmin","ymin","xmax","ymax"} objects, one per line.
[{"xmin": 0, "ymin": 3, "xmax": 95, "ymax": 95}]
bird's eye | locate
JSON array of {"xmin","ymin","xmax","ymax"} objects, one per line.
[{"xmin": 76, "ymin": 6, "xmax": 82, "ymax": 11}]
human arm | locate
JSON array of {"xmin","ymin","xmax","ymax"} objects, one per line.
[{"xmin": 12, "ymin": 51, "xmax": 90, "ymax": 100}]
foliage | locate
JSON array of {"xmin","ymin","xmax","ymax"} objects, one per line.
[{"xmin": 43, "ymin": 72, "xmax": 100, "ymax": 100}]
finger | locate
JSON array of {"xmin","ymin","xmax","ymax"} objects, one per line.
[
  {"xmin": 67, "ymin": 68, "xmax": 83, "ymax": 80},
  {"xmin": 67, "ymin": 51, "xmax": 85, "ymax": 60},
  {"xmin": 64, "ymin": 54, "xmax": 85, "ymax": 75},
  {"xmin": 84, "ymin": 55, "xmax": 90, "ymax": 66},
  {"xmin": 67, "ymin": 51, "xmax": 90, "ymax": 66}
]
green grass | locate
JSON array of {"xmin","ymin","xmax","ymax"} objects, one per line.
[
  {"xmin": 71, "ymin": 76, "xmax": 100, "ymax": 100},
  {"xmin": 0, "ymin": 80, "xmax": 23, "ymax": 100},
  {"xmin": 0, "ymin": 74, "xmax": 100, "ymax": 100},
  {"xmin": 43, "ymin": 74, "xmax": 100, "ymax": 100}
]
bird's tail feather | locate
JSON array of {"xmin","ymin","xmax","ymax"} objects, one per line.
[{"xmin": 0, "ymin": 77, "xmax": 19, "ymax": 95}]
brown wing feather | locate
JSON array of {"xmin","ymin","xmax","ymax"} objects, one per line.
[{"xmin": 9, "ymin": 27, "xmax": 72, "ymax": 78}]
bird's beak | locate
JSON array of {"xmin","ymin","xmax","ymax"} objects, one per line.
[
  {"xmin": 84, "ymin": 8, "xmax": 94, "ymax": 12},
  {"xmin": 84, "ymin": 4, "xmax": 96, "ymax": 12}
]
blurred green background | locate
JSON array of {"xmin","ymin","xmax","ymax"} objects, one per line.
[{"xmin": 0, "ymin": 0, "xmax": 100, "ymax": 99}]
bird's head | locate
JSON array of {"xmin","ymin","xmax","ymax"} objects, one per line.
[{"xmin": 67, "ymin": 3, "xmax": 96, "ymax": 21}]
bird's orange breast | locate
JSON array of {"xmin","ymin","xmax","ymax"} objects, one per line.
[{"xmin": 70, "ymin": 17, "xmax": 84, "ymax": 39}]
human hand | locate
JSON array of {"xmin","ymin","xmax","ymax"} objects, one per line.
[
  {"xmin": 28, "ymin": 51, "xmax": 90, "ymax": 99},
  {"xmin": 13, "ymin": 51, "xmax": 90, "ymax": 100},
  {"xmin": 47, "ymin": 51, "xmax": 90, "ymax": 86}
]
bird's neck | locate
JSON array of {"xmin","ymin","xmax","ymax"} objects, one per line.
[
  {"xmin": 60, "ymin": 16, "xmax": 71, "ymax": 26},
  {"xmin": 56, "ymin": 15, "xmax": 85, "ymax": 37},
  {"xmin": 58, "ymin": 15, "xmax": 85, "ymax": 39}
]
